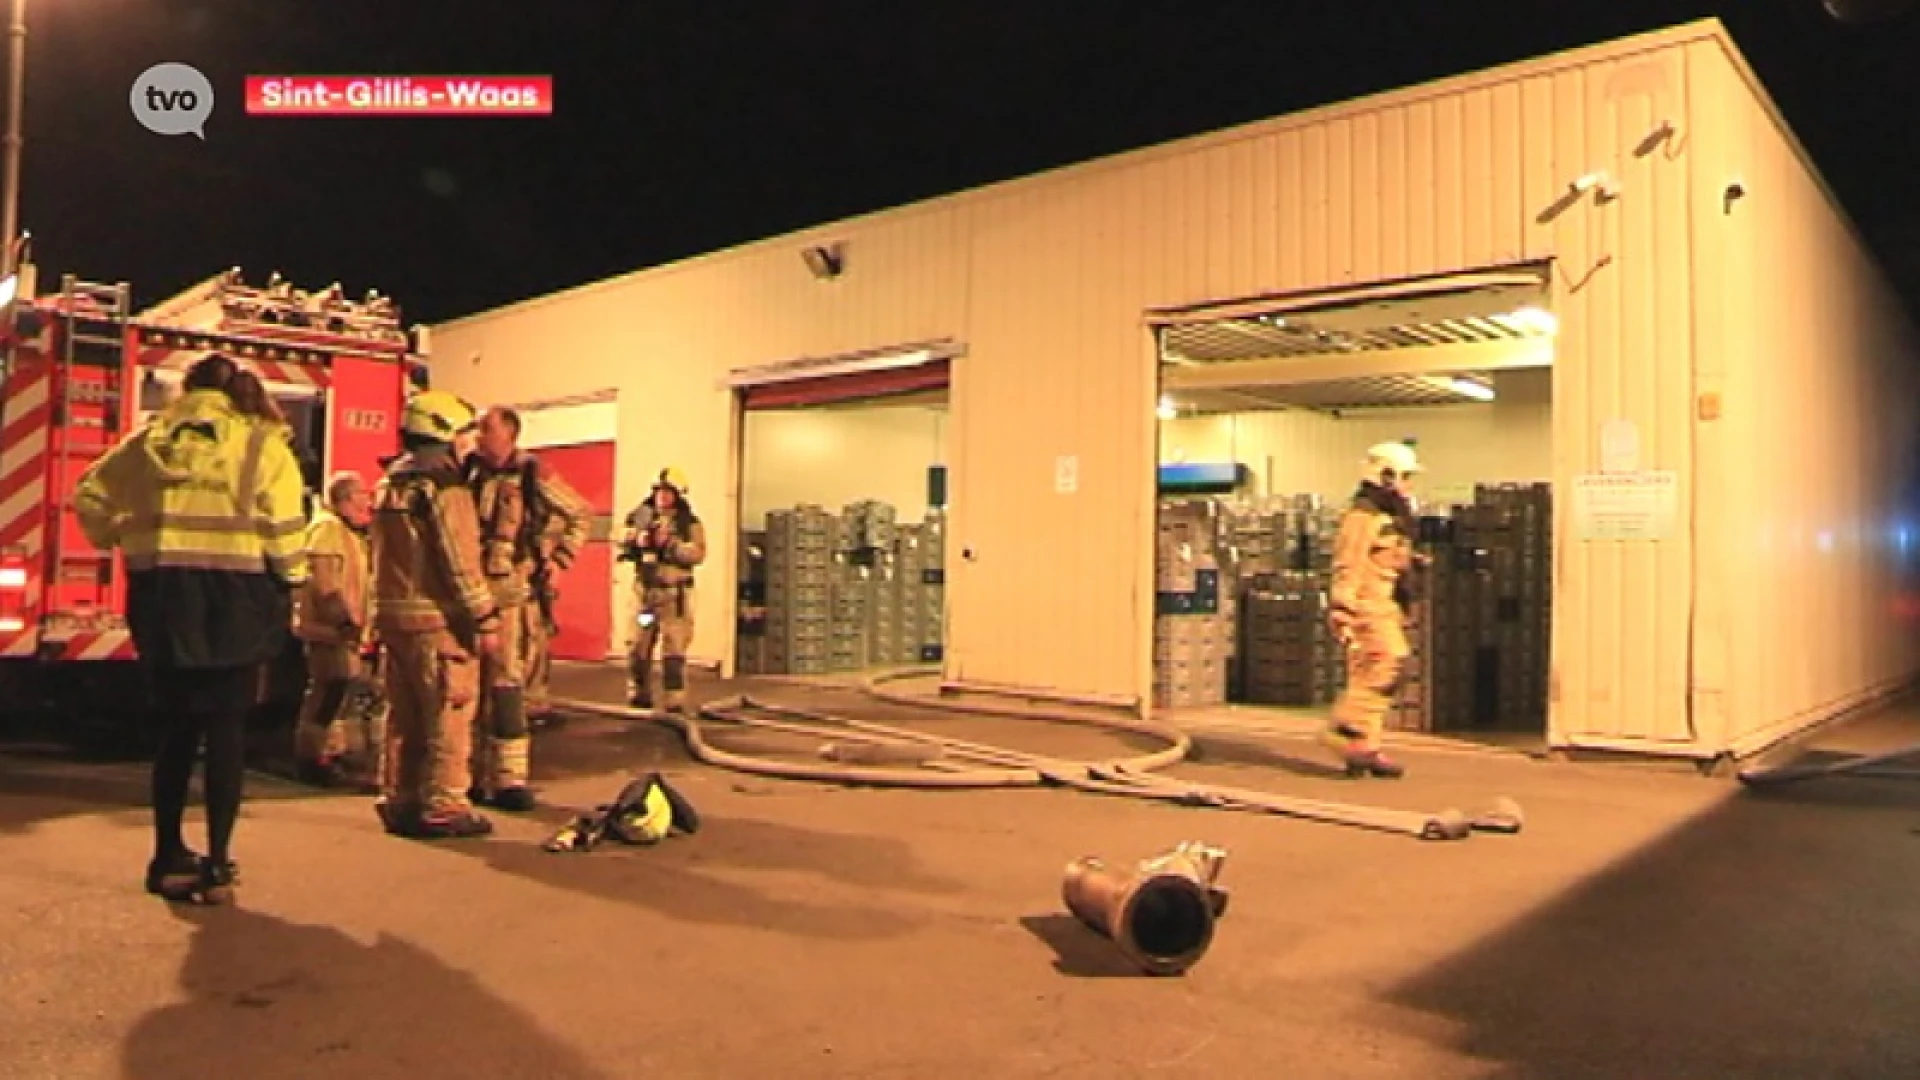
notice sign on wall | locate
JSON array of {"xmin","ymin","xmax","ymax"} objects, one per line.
[
  {"xmin": 1571, "ymin": 471, "xmax": 1678, "ymax": 540},
  {"xmin": 1054, "ymin": 454, "xmax": 1079, "ymax": 495}
]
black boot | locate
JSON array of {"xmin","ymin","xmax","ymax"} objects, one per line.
[
  {"xmin": 145, "ymin": 849, "xmax": 202, "ymax": 898},
  {"xmin": 1343, "ymin": 750, "xmax": 1406, "ymax": 779},
  {"xmin": 394, "ymin": 805, "xmax": 495, "ymax": 839},
  {"xmin": 194, "ymin": 859, "xmax": 239, "ymax": 906},
  {"xmin": 490, "ymin": 786, "xmax": 537, "ymax": 812}
]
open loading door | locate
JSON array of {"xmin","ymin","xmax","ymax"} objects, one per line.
[{"xmin": 726, "ymin": 339, "xmax": 961, "ymax": 409}]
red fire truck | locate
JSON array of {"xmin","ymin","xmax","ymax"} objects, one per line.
[{"xmin": 0, "ymin": 261, "xmax": 429, "ymax": 745}]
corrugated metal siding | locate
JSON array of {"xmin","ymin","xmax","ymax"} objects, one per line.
[
  {"xmin": 1159, "ymin": 394, "xmax": 1552, "ymax": 507},
  {"xmin": 432, "ymin": 205, "xmax": 974, "ymax": 668},
  {"xmin": 430, "ymin": 22, "xmax": 1742, "ymax": 735},
  {"xmin": 954, "ymin": 36, "xmax": 1703, "ymax": 727},
  {"xmin": 1691, "ymin": 40, "xmax": 1920, "ymax": 754}
]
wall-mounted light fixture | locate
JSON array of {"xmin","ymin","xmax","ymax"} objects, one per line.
[
  {"xmin": 801, "ymin": 242, "xmax": 845, "ymax": 280},
  {"xmin": 1570, "ymin": 170, "xmax": 1621, "ymax": 203}
]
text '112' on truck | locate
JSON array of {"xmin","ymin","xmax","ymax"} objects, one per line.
[{"xmin": 0, "ymin": 257, "xmax": 432, "ymax": 750}]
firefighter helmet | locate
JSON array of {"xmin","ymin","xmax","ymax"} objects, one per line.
[
  {"xmin": 401, "ymin": 389, "xmax": 477, "ymax": 442},
  {"xmin": 1364, "ymin": 441, "xmax": 1422, "ymax": 483},
  {"xmin": 654, "ymin": 466, "xmax": 689, "ymax": 495}
]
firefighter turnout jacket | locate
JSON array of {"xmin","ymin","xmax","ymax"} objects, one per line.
[
  {"xmin": 368, "ymin": 447, "xmax": 500, "ymax": 642},
  {"xmin": 467, "ymin": 450, "xmax": 593, "ymax": 605},
  {"xmin": 1329, "ymin": 484, "xmax": 1417, "ymax": 621},
  {"xmin": 293, "ymin": 508, "xmax": 371, "ymax": 646},
  {"xmin": 74, "ymin": 388, "xmax": 309, "ymax": 584}
]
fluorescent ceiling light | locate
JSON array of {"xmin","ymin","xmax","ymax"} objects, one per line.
[
  {"xmin": 1449, "ymin": 377, "xmax": 1496, "ymax": 401},
  {"xmin": 1502, "ymin": 305, "xmax": 1558, "ymax": 336},
  {"xmin": 1156, "ymin": 394, "xmax": 1178, "ymax": 420}
]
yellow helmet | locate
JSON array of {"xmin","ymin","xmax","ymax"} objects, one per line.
[
  {"xmin": 401, "ymin": 389, "xmax": 477, "ymax": 442},
  {"xmin": 654, "ymin": 466, "xmax": 689, "ymax": 495}
]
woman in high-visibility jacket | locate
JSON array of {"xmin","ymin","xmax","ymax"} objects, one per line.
[{"xmin": 74, "ymin": 353, "xmax": 310, "ymax": 905}]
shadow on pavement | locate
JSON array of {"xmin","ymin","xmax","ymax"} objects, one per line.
[
  {"xmin": 1385, "ymin": 778, "xmax": 1920, "ymax": 1080},
  {"xmin": 0, "ymin": 748, "xmax": 340, "ymax": 837},
  {"xmin": 1186, "ymin": 734, "xmax": 1349, "ymax": 779},
  {"xmin": 470, "ymin": 833, "xmax": 931, "ymax": 941},
  {"xmin": 1018, "ymin": 914, "xmax": 1149, "ymax": 978},
  {"xmin": 121, "ymin": 904, "xmax": 607, "ymax": 1080}
]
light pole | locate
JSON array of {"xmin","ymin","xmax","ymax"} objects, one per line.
[{"xmin": 1, "ymin": 0, "xmax": 24, "ymax": 277}]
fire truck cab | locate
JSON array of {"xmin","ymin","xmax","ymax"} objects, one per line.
[{"xmin": 0, "ymin": 262, "xmax": 430, "ymax": 747}]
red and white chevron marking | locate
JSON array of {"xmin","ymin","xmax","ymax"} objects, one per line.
[
  {"xmin": 0, "ymin": 362, "xmax": 51, "ymax": 556},
  {"xmin": 52, "ymin": 630, "xmax": 137, "ymax": 661},
  {"xmin": 0, "ymin": 363, "xmax": 50, "ymax": 660},
  {"xmin": 139, "ymin": 346, "xmax": 333, "ymax": 389}
]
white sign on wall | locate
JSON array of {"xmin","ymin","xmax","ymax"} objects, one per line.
[
  {"xmin": 1599, "ymin": 418, "xmax": 1641, "ymax": 474},
  {"xmin": 1571, "ymin": 470, "xmax": 1678, "ymax": 540},
  {"xmin": 1054, "ymin": 454, "xmax": 1079, "ymax": 495}
]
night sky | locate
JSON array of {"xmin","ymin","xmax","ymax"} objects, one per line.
[{"xmin": 15, "ymin": 0, "xmax": 1920, "ymax": 325}]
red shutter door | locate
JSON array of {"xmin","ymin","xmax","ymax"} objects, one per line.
[{"xmin": 532, "ymin": 440, "xmax": 616, "ymax": 661}]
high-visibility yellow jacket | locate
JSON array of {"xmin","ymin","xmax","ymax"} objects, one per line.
[
  {"xmin": 293, "ymin": 509, "xmax": 370, "ymax": 645},
  {"xmin": 74, "ymin": 388, "xmax": 310, "ymax": 584}
]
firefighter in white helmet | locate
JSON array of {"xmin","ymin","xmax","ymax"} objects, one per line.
[
  {"xmin": 1324, "ymin": 440, "xmax": 1426, "ymax": 778},
  {"xmin": 619, "ymin": 467, "xmax": 708, "ymax": 713}
]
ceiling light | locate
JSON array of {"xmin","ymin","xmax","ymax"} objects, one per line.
[
  {"xmin": 1506, "ymin": 305, "xmax": 1558, "ymax": 335},
  {"xmin": 1156, "ymin": 394, "xmax": 1178, "ymax": 420},
  {"xmin": 1449, "ymin": 377, "xmax": 1496, "ymax": 401}
]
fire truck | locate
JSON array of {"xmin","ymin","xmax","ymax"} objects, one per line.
[{"xmin": 0, "ymin": 259, "xmax": 431, "ymax": 747}]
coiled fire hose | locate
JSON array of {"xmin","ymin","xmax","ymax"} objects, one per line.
[{"xmin": 549, "ymin": 669, "xmax": 1523, "ymax": 841}]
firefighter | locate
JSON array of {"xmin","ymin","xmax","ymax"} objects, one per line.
[
  {"xmin": 463, "ymin": 405, "xmax": 592, "ymax": 812},
  {"xmin": 292, "ymin": 470, "xmax": 385, "ymax": 791},
  {"xmin": 1323, "ymin": 441, "xmax": 1426, "ymax": 779},
  {"xmin": 620, "ymin": 467, "xmax": 708, "ymax": 713},
  {"xmin": 73, "ymin": 353, "xmax": 309, "ymax": 904},
  {"xmin": 368, "ymin": 389, "xmax": 503, "ymax": 839}
]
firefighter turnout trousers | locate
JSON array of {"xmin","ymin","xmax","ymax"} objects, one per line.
[
  {"xmin": 381, "ymin": 629, "xmax": 481, "ymax": 816},
  {"xmin": 523, "ymin": 605, "xmax": 554, "ymax": 717},
  {"xmin": 1323, "ymin": 615, "xmax": 1409, "ymax": 755},
  {"xmin": 473, "ymin": 600, "xmax": 537, "ymax": 794},
  {"xmin": 295, "ymin": 643, "xmax": 388, "ymax": 782},
  {"xmin": 628, "ymin": 584, "xmax": 695, "ymax": 711}
]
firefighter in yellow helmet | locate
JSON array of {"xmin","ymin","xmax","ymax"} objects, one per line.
[
  {"xmin": 1324, "ymin": 441, "xmax": 1427, "ymax": 779},
  {"xmin": 619, "ymin": 467, "xmax": 707, "ymax": 712},
  {"xmin": 367, "ymin": 389, "xmax": 504, "ymax": 838},
  {"xmin": 462, "ymin": 405, "xmax": 593, "ymax": 812}
]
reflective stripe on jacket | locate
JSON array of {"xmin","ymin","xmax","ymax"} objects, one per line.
[
  {"xmin": 293, "ymin": 509, "xmax": 369, "ymax": 644},
  {"xmin": 73, "ymin": 388, "xmax": 309, "ymax": 584},
  {"xmin": 369, "ymin": 448, "xmax": 499, "ymax": 639}
]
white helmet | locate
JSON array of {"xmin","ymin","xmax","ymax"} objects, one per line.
[{"xmin": 1364, "ymin": 441, "xmax": 1422, "ymax": 484}]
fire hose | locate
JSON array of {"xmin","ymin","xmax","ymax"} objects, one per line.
[{"xmin": 550, "ymin": 679, "xmax": 1524, "ymax": 841}]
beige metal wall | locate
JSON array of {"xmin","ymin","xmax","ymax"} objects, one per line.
[
  {"xmin": 1686, "ymin": 42, "xmax": 1920, "ymax": 756},
  {"xmin": 425, "ymin": 21, "xmax": 1886, "ymax": 751},
  {"xmin": 430, "ymin": 207, "xmax": 974, "ymax": 667},
  {"xmin": 954, "ymin": 27, "xmax": 1708, "ymax": 731}
]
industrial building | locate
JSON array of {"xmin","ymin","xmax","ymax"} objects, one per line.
[{"xmin": 429, "ymin": 18, "xmax": 1920, "ymax": 765}]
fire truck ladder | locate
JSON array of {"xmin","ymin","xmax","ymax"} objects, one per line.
[{"xmin": 46, "ymin": 275, "xmax": 133, "ymax": 626}]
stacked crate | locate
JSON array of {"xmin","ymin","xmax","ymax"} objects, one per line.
[
  {"xmin": 763, "ymin": 506, "xmax": 834, "ymax": 675},
  {"xmin": 1478, "ymin": 483, "xmax": 1551, "ymax": 729},
  {"xmin": 1238, "ymin": 571, "xmax": 1342, "ymax": 706},
  {"xmin": 1153, "ymin": 500, "xmax": 1229, "ymax": 708},
  {"xmin": 1415, "ymin": 484, "xmax": 1552, "ymax": 731},
  {"xmin": 734, "ymin": 530, "xmax": 770, "ymax": 675},
  {"xmin": 893, "ymin": 510, "xmax": 947, "ymax": 664}
]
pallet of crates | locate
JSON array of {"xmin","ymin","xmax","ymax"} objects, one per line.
[
  {"xmin": 1474, "ymin": 483, "xmax": 1552, "ymax": 730},
  {"xmin": 1153, "ymin": 499, "xmax": 1229, "ymax": 708},
  {"xmin": 734, "ymin": 529, "xmax": 770, "ymax": 676},
  {"xmin": 763, "ymin": 506, "xmax": 835, "ymax": 675}
]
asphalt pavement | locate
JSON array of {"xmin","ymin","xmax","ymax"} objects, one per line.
[{"xmin": 4, "ymin": 666, "xmax": 1920, "ymax": 1079}]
